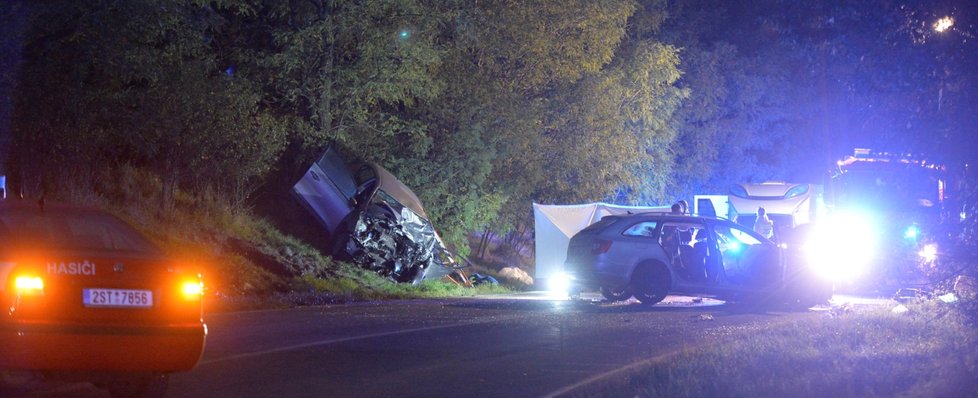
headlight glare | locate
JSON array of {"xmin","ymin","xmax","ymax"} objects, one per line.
[
  {"xmin": 548, "ymin": 271, "xmax": 572, "ymax": 297},
  {"xmin": 804, "ymin": 212, "xmax": 877, "ymax": 281}
]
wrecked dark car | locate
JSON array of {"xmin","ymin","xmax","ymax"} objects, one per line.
[{"xmin": 292, "ymin": 146, "xmax": 453, "ymax": 284}]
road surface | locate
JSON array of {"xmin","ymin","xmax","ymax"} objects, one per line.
[{"xmin": 6, "ymin": 293, "xmax": 872, "ymax": 397}]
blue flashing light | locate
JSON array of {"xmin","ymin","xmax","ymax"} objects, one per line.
[
  {"xmin": 904, "ymin": 225, "xmax": 920, "ymax": 240},
  {"xmin": 398, "ymin": 29, "xmax": 410, "ymax": 40},
  {"xmin": 725, "ymin": 241, "xmax": 743, "ymax": 253}
]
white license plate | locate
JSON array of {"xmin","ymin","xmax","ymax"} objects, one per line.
[{"xmin": 83, "ymin": 289, "xmax": 154, "ymax": 308}]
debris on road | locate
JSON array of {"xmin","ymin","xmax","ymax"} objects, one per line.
[{"xmin": 692, "ymin": 314, "xmax": 715, "ymax": 321}]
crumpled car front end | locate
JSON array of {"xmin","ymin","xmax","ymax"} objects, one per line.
[
  {"xmin": 293, "ymin": 146, "xmax": 454, "ymax": 284},
  {"xmin": 337, "ymin": 204, "xmax": 451, "ymax": 284}
]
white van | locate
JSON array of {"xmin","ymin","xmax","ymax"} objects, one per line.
[{"xmin": 726, "ymin": 181, "xmax": 824, "ymax": 240}]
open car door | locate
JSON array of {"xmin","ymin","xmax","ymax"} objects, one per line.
[{"xmin": 291, "ymin": 146, "xmax": 359, "ymax": 239}]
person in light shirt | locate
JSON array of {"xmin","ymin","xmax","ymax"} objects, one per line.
[{"xmin": 753, "ymin": 206, "xmax": 774, "ymax": 239}]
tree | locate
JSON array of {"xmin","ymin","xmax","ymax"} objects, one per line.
[
  {"xmin": 11, "ymin": 0, "xmax": 285, "ymax": 205},
  {"xmin": 656, "ymin": 0, "xmax": 804, "ymax": 198},
  {"xmin": 219, "ymin": 0, "xmax": 446, "ymax": 170},
  {"xmin": 731, "ymin": 0, "xmax": 978, "ymax": 169},
  {"xmin": 409, "ymin": 0, "xmax": 653, "ymax": 247},
  {"xmin": 541, "ymin": 40, "xmax": 686, "ymax": 205}
]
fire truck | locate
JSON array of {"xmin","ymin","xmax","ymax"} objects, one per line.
[{"xmin": 806, "ymin": 148, "xmax": 952, "ymax": 289}]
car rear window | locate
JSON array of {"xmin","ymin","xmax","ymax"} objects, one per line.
[
  {"xmin": 0, "ymin": 211, "xmax": 159, "ymax": 253},
  {"xmin": 580, "ymin": 217, "xmax": 617, "ymax": 233}
]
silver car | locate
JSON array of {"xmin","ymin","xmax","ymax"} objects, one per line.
[
  {"xmin": 563, "ymin": 212, "xmax": 831, "ymax": 307},
  {"xmin": 292, "ymin": 145, "xmax": 452, "ymax": 284}
]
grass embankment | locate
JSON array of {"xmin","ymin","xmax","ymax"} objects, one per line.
[
  {"xmin": 592, "ymin": 301, "xmax": 977, "ymax": 397},
  {"xmin": 59, "ymin": 166, "xmax": 510, "ymax": 311}
]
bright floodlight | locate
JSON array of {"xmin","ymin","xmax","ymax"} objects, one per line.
[
  {"xmin": 805, "ymin": 212, "xmax": 877, "ymax": 281},
  {"xmin": 934, "ymin": 16, "xmax": 954, "ymax": 33},
  {"xmin": 548, "ymin": 271, "xmax": 572, "ymax": 298}
]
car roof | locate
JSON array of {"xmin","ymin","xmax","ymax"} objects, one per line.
[
  {"xmin": 0, "ymin": 199, "xmax": 162, "ymax": 254},
  {"xmin": 600, "ymin": 212, "xmax": 771, "ymax": 241},
  {"xmin": 605, "ymin": 212, "xmax": 730, "ymax": 223},
  {"xmin": 370, "ymin": 163, "xmax": 429, "ymax": 220}
]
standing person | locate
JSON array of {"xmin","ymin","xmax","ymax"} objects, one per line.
[
  {"xmin": 753, "ymin": 206, "xmax": 774, "ymax": 239},
  {"xmin": 678, "ymin": 200, "xmax": 690, "ymax": 215}
]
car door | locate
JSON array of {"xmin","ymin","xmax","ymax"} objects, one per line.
[
  {"xmin": 291, "ymin": 146, "xmax": 359, "ymax": 237},
  {"xmin": 711, "ymin": 222, "xmax": 783, "ymax": 289},
  {"xmin": 657, "ymin": 220, "xmax": 710, "ymax": 284}
]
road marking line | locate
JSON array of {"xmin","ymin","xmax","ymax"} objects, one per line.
[
  {"xmin": 538, "ymin": 349, "xmax": 683, "ymax": 398},
  {"xmin": 200, "ymin": 317, "xmax": 514, "ymax": 366}
]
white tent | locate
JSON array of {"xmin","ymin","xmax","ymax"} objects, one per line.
[{"xmin": 532, "ymin": 202, "xmax": 669, "ymax": 280}]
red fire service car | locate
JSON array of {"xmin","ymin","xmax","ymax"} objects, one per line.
[{"xmin": 0, "ymin": 200, "xmax": 206, "ymax": 397}]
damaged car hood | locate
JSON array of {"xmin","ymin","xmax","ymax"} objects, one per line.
[{"xmin": 292, "ymin": 146, "xmax": 454, "ymax": 284}]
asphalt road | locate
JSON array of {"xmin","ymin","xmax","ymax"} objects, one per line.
[
  {"xmin": 169, "ymin": 294, "xmax": 823, "ymax": 398},
  {"xmin": 6, "ymin": 293, "xmax": 867, "ymax": 398}
]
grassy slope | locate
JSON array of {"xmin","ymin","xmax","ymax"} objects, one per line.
[
  {"xmin": 589, "ymin": 301, "xmax": 977, "ymax": 397},
  {"xmin": 60, "ymin": 166, "xmax": 507, "ymax": 310}
]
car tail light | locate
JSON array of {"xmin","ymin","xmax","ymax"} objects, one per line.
[
  {"xmin": 592, "ymin": 239, "xmax": 613, "ymax": 255},
  {"xmin": 14, "ymin": 275, "xmax": 45, "ymax": 296},
  {"xmin": 180, "ymin": 275, "xmax": 203, "ymax": 300}
]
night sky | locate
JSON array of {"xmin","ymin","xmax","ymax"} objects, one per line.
[{"xmin": 720, "ymin": 1, "xmax": 978, "ymax": 170}]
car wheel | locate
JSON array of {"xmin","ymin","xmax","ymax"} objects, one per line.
[
  {"xmin": 631, "ymin": 263, "xmax": 670, "ymax": 305},
  {"xmin": 600, "ymin": 285, "xmax": 632, "ymax": 302},
  {"xmin": 101, "ymin": 373, "xmax": 169, "ymax": 398}
]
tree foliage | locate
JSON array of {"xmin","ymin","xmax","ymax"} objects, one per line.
[
  {"xmin": 11, "ymin": 0, "xmax": 973, "ymax": 263},
  {"xmin": 11, "ymin": 0, "xmax": 285, "ymax": 205},
  {"xmin": 9, "ymin": 0, "xmax": 691, "ymax": 252},
  {"xmin": 449, "ymin": 0, "xmax": 686, "ymax": 233}
]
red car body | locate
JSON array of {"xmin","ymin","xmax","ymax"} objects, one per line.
[{"xmin": 0, "ymin": 200, "xmax": 205, "ymax": 378}]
